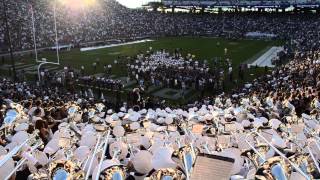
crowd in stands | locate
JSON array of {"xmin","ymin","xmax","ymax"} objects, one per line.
[
  {"xmin": 0, "ymin": 48, "xmax": 320, "ymax": 179},
  {"xmin": 1, "ymin": 0, "xmax": 320, "ymax": 179},
  {"xmin": 1, "ymin": 0, "xmax": 320, "ymax": 53}
]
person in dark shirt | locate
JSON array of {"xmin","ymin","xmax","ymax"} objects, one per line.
[
  {"xmin": 34, "ymin": 109, "xmax": 50, "ymax": 144},
  {"xmin": 0, "ymin": 110, "xmax": 3, "ymax": 128},
  {"xmin": 43, "ymin": 109, "xmax": 58, "ymax": 134},
  {"xmin": 132, "ymin": 88, "xmax": 141, "ymax": 107}
]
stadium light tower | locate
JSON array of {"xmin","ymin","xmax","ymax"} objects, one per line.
[
  {"xmin": 53, "ymin": 0, "xmax": 60, "ymax": 65},
  {"xmin": 29, "ymin": 3, "xmax": 38, "ymax": 62}
]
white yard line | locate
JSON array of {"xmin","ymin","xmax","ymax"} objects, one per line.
[
  {"xmin": 249, "ymin": 46, "xmax": 284, "ymax": 68},
  {"xmin": 80, "ymin": 39, "xmax": 154, "ymax": 52}
]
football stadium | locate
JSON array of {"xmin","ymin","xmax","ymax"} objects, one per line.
[{"xmin": 0, "ymin": 0, "xmax": 320, "ymax": 179}]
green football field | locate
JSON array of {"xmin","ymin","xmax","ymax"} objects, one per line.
[
  {"xmin": 38, "ymin": 37, "xmax": 280, "ymax": 73},
  {"xmin": 0, "ymin": 37, "xmax": 282, "ymax": 102}
]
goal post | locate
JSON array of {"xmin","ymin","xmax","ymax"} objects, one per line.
[{"xmin": 29, "ymin": 0, "xmax": 60, "ymax": 81}]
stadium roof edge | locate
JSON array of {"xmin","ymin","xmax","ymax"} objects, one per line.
[{"xmin": 161, "ymin": 0, "xmax": 320, "ymax": 8}]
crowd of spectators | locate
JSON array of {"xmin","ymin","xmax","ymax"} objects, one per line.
[
  {"xmin": 0, "ymin": 48, "xmax": 320, "ymax": 179},
  {"xmin": 1, "ymin": 0, "xmax": 320, "ymax": 53},
  {"xmin": 1, "ymin": 0, "xmax": 320, "ymax": 179}
]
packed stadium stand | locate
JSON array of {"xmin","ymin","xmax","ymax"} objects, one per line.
[
  {"xmin": 162, "ymin": 0, "xmax": 320, "ymax": 6},
  {"xmin": 0, "ymin": 0, "xmax": 320, "ymax": 179}
]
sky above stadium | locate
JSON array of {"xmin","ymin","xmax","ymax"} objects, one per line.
[{"xmin": 116, "ymin": 0, "xmax": 153, "ymax": 8}]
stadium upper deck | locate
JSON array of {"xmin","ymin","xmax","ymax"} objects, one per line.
[{"xmin": 162, "ymin": 0, "xmax": 320, "ymax": 8}]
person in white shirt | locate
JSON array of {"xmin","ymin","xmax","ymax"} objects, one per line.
[{"xmin": 28, "ymin": 100, "xmax": 45, "ymax": 118}]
